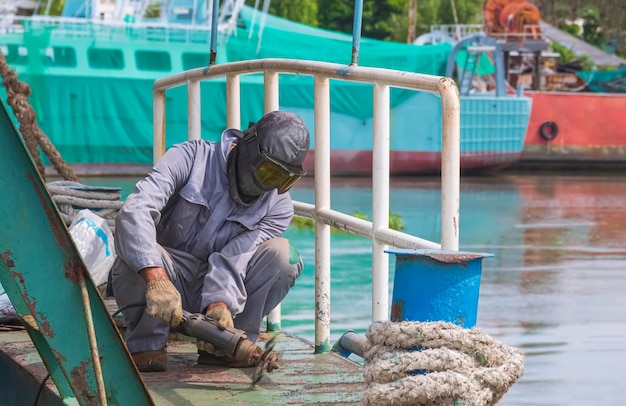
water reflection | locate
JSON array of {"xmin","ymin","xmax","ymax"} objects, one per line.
[
  {"xmin": 288, "ymin": 173, "xmax": 626, "ymax": 405},
  {"xmin": 82, "ymin": 173, "xmax": 626, "ymax": 404}
]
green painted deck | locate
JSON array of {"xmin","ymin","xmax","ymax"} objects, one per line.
[{"xmin": 0, "ymin": 325, "xmax": 366, "ymax": 405}]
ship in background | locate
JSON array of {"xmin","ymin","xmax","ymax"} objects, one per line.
[
  {"xmin": 0, "ymin": 0, "xmax": 531, "ymax": 175},
  {"xmin": 433, "ymin": 0, "xmax": 626, "ymax": 168}
]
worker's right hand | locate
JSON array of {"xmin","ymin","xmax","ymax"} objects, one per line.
[
  {"xmin": 145, "ymin": 279, "xmax": 183, "ymax": 328},
  {"xmin": 196, "ymin": 339, "xmax": 225, "ymax": 356},
  {"xmin": 205, "ymin": 303, "xmax": 234, "ymax": 330}
]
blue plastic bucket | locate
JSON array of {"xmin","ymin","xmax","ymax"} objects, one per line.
[{"xmin": 388, "ymin": 249, "xmax": 493, "ymax": 328}]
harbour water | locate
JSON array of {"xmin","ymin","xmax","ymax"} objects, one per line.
[{"xmin": 79, "ymin": 172, "xmax": 626, "ymax": 405}]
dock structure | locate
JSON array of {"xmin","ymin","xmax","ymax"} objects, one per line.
[
  {"xmin": 1, "ymin": 326, "xmax": 365, "ymax": 405},
  {"xmin": 539, "ymin": 21, "xmax": 626, "ymax": 67},
  {"xmin": 0, "ymin": 33, "xmax": 463, "ymax": 405}
]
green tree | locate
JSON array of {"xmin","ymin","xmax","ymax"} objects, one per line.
[
  {"xmin": 362, "ymin": 0, "xmax": 405, "ymax": 40},
  {"xmin": 534, "ymin": 0, "xmax": 626, "ymax": 58},
  {"xmin": 39, "ymin": 0, "xmax": 66, "ymax": 16},
  {"xmin": 247, "ymin": 0, "xmax": 318, "ymax": 26},
  {"xmin": 580, "ymin": 6, "xmax": 605, "ymax": 47},
  {"xmin": 415, "ymin": 0, "xmax": 438, "ymax": 34},
  {"xmin": 316, "ymin": 0, "xmax": 405, "ymax": 41},
  {"xmin": 317, "ymin": 0, "xmax": 361, "ymax": 34},
  {"xmin": 271, "ymin": 0, "xmax": 319, "ymax": 26}
]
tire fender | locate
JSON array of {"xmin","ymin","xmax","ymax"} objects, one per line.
[{"xmin": 539, "ymin": 121, "xmax": 559, "ymax": 141}]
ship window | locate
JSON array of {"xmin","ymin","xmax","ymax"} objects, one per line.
[
  {"xmin": 42, "ymin": 47, "xmax": 77, "ymax": 67},
  {"xmin": 88, "ymin": 48, "xmax": 124, "ymax": 69},
  {"xmin": 135, "ymin": 50, "xmax": 171, "ymax": 72},
  {"xmin": 3, "ymin": 45, "xmax": 28, "ymax": 65},
  {"xmin": 182, "ymin": 52, "xmax": 210, "ymax": 70}
]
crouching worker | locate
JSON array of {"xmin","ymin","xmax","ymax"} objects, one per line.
[{"xmin": 108, "ymin": 111, "xmax": 310, "ymax": 372}]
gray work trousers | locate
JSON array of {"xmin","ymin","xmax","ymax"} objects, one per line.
[{"xmin": 109, "ymin": 238, "xmax": 302, "ymax": 354}]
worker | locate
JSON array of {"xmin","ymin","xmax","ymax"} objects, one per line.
[{"xmin": 108, "ymin": 110, "xmax": 310, "ymax": 372}]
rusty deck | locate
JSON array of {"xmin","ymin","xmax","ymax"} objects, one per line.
[{"xmin": 0, "ymin": 325, "xmax": 366, "ymax": 405}]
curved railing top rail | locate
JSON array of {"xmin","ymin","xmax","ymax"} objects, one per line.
[{"xmin": 154, "ymin": 57, "xmax": 458, "ymax": 100}]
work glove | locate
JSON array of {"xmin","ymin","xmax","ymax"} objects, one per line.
[
  {"xmin": 145, "ymin": 279, "xmax": 182, "ymax": 328},
  {"xmin": 196, "ymin": 305, "xmax": 233, "ymax": 355},
  {"xmin": 206, "ymin": 305, "xmax": 234, "ymax": 330},
  {"xmin": 196, "ymin": 339, "xmax": 224, "ymax": 356}
]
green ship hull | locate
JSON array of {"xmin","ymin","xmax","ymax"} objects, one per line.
[{"xmin": 0, "ymin": 5, "xmax": 531, "ymax": 174}]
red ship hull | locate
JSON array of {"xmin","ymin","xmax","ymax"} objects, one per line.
[
  {"xmin": 521, "ymin": 91, "xmax": 626, "ymax": 164},
  {"xmin": 301, "ymin": 150, "xmax": 522, "ymax": 176}
]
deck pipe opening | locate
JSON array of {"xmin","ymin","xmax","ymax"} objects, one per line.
[{"xmin": 331, "ymin": 330, "xmax": 367, "ymax": 359}]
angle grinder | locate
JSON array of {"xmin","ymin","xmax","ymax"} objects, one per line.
[{"xmin": 179, "ymin": 310, "xmax": 280, "ymax": 374}]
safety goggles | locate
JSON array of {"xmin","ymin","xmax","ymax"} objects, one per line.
[{"xmin": 243, "ymin": 131, "xmax": 307, "ymax": 194}]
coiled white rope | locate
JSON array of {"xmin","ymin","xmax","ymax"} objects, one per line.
[
  {"xmin": 363, "ymin": 321, "xmax": 524, "ymax": 406},
  {"xmin": 46, "ymin": 181, "xmax": 124, "ymax": 233}
]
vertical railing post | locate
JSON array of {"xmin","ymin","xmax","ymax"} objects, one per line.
[
  {"xmin": 188, "ymin": 80, "xmax": 201, "ymax": 140},
  {"xmin": 209, "ymin": 0, "xmax": 219, "ymax": 65},
  {"xmin": 153, "ymin": 89, "xmax": 166, "ymax": 162},
  {"xmin": 264, "ymin": 70, "xmax": 282, "ymax": 331},
  {"xmin": 226, "ymin": 73, "xmax": 241, "ymax": 129},
  {"xmin": 371, "ymin": 83, "xmax": 390, "ymax": 322},
  {"xmin": 263, "ymin": 71, "xmax": 279, "ymax": 113},
  {"xmin": 350, "ymin": 0, "xmax": 363, "ymax": 65},
  {"xmin": 314, "ymin": 75, "xmax": 331, "ymax": 353},
  {"xmin": 439, "ymin": 78, "xmax": 461, "ymax": 251}
]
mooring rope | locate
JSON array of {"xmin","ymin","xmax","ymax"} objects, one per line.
[
  {"xmin": 46, "ymin": 181, "xmax": 123, "ymax": 233},
  {"xmin": 0, "ymin": 55, "xmax": 124, "ymax": 230},
  {"xmin": 363, "ymin": 321, "xmax": 524, "ymax": 406},
  {"xmin": 0, "ymin": 52, "xmax": 79, "ymax": 183}
]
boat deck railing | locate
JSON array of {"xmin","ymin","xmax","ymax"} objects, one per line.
[
  {"xmin": 152, "ymin": 59, "xmax": 461, "ymax": 352},
  {"xmin": 2, "ymin": 16, "xmax": 227, "ymax": 43},
  {"xmin": 430, "ymin": 24, "xmax": 484, "ymax": 40},
  {"xmin": 430, "ymin": 23, "xmax": 546, "ymax": 43}
]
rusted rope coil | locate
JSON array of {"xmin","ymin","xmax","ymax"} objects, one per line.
[
  {"xmin": 47, "ymin": 181, "xmax": 123, "ymax": 233},
  {"xmin": 363, "ymin": 321, "xmax": 524, "ymax": 406},
  {"xmin": 0, "ymin": 52, "xmax": 78, "ymax": 182}
]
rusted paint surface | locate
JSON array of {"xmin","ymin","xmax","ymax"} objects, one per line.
[
  {"xmin": 1, "ymin": 251, "xmax": 55, "ymax": 338},
  {"xmin": 1, "ymin": 250, "xmax": 15, "ymax": 268},
  {"xmin": 26, "ymin": 173, "xmax": 87, "ymax": 285},
  {"xmin": 1, "ymin": 327, "xmax": 367, "ymax": 405},
  {"xmin": 336, "ymin": 66, "xmax": 352, "ymax": 77},
  {"xmin": 1, "ymin": 101, "xmax": 154, "ymax": 404},
  {"xmin": 50, "ymin": 348, "xmax": 68, "ymax": 364},
  {"xmin": 453, "ymin": 216, "xmax": 458, "ymax": 239},
  {"xmin": 138, "ymin": 333, "xmax": 364, "ymax": 404},
  {"xmin": 11, "ymin": 277, "xmax": 54, "ymax": 338},
  {"xmin": 390, "ymin": 300, "xmax": 404, "ymax": 322},
  {"xmin": 63, "ymin": 260, "xmax": 86, "ymax": 284},
  {"xmin": 69, "ymin": 360, "xmax": 98, "ymax": 405},
  {"xmin": 422, "ymin": 253, "xmax": 483, "ymax": 265},
  {"xmin": 439, "ymin": 76, "xmax": 460, "ymax": 97}
]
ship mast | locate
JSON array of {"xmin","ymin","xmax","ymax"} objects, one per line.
[{"xmin": 407, "ymin": 0, "xmax": 417, "ymax": 43}]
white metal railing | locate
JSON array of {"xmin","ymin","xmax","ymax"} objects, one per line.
[
  {"xmin": 489, "ymin": 25, "xmax": 545, "ymax": 43},
  {"xmin": 430, "ymin": 24, "xmax": 484, "ymax": 40},
  {"xmin": 153, "ymin": 58, "xmax": 460, "ymax": 351}
]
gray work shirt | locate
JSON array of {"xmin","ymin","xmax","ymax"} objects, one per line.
[{"xmin": 114, "ymin": 129, "xmax": 294, "ymax": 315}]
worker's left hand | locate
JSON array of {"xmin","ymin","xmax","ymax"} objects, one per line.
[
  {"xmin": 206, "ymin": 303, "xmax": 234, "ymax": 330},
  {"xmin": 145, "ymin": 278, "xmax": 182, "ymax": 327}
]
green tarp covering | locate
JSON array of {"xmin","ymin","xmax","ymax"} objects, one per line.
[
  {"xmin": 577, "ymin": 67, "xmax": 626, "ymax": 93},
  {"xmin": 0, "ymin": 6, "xmax": 453, "ymax": 164}
]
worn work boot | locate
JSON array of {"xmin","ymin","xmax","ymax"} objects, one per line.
[
  {"xmin": 197, "ymin": 350, "xmax": 254, "ymax": 368},
  {"xmin": 132, "ymin": 348, "xmax": 168, "ymax": 372}
]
